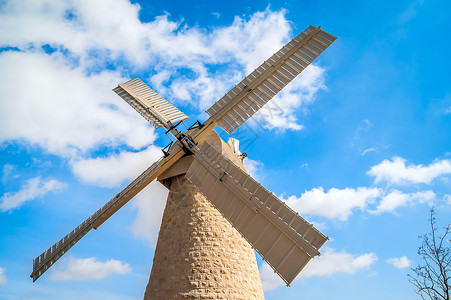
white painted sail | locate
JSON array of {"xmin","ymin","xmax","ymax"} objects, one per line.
[
  {"xmin": 205, "ymin": 25, "xmax": 337, "ymax": 135},
  {"xmin": 113, "ymin": 77, "xmax": 188, "ymax": 130}
]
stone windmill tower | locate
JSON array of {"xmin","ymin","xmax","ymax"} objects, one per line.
[{"xmin": 30, "ymin": 25, "xmax": 337, "ymax": 299}]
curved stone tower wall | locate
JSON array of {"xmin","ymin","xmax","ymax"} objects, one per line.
[{"xmin": 144, "ymin": 131, "xmax": 265, "ymax": 299}]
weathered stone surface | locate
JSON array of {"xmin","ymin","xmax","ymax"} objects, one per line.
[{"xmin": 143, "ymin": 176, "xmax": 265, "ymax": 300}]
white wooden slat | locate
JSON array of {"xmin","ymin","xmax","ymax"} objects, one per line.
[
  {"xmin": 227, "ymin": 107, "xmax": 247, "ymax": 123},
  {"xmin": 267, "ymin": 75, "xmax": 285, "ymax": 90},
  {"xmin": 300, "ymin": 45, "xmax": 320, "ymax": 59},
  {"xmin": 257, "ymin": 84, "xmax": 277, "ymax": 99},
  {"xmin": 222, "ymin": 114, "xmax": 240, "ymax": 129},
  {"xmin": 280, "ymin": 61, "xmax": 300, "ymax": 77},
  {"xmin": 217, "ymin": 119, "xmax": 234, "ymax": 134},
  {"xmin": 289, "ymin": 54, "xmax": 308, "ymax": 69},
  {"xmin": 252, "ymin": 88, "xmax": 270, "ymax": 105},
  {"xmin": 313, "ymin": 35, "xmax": 332, "ymax": 47},
  {"xmin": 232, "ymin": 105, "xmax": 250, "ymax": 120},
  {"xmin": 285, "ymin": 57, "xmax": 306, "ymax": 73},
  {"xmin": 276, "ymin": 67, "xmax": 296, "ymax": 82},
  {"xmin": 293, "ymin": 51, "xmax": 313, "ymax": 66},
  {"xmin": 262, "ymin": 80, "xmax": 281, "ymax": 95},
  {"xmin": 308, "ymin": 38, "xmax": 327, "ymax": 51},
  {"xmin": 317, "ymin": 30, "xmax": 337, "ymax": 42},
  {"xmin": 240, "ymin": 99, "xmax": 260, "ymax": 118},
  {"xmin": 227, "ymin": 109, "xmax": 245, "ymax": 126},
  {"xmin": 236, "ymin": 100, "xmax": 256, "ymax": 117},
  {"xmin": 243, "ymin": 95, "xmax": 263, "ymax": 110},
  {"xmin": 293, "ymin": 31, "xmax": 309, "ymax": 43},
  {"xmin": 303, "ymin": 42, "xmax": 322, "ymax": 56},
  {"xmin": 296, "ymin": 47, "xmax": 315, "ymax": 62}
]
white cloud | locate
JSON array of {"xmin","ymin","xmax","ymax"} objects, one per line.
[
  {"xmin": 1, "ymin": 164, "xmax": 15, "ymax": 183},
  {"xmin": 49, "ymin": 255, "xmax": 131, "ymax": 281},
  {"xmin": 368, "ymin": 157, "xmax": 451, "ymax": 185},
  {"xmin": 0, "ymin": 0, "xmax": 153, "ymax": 66},
  {"xmin": 129, "ymin": 181, "xmax": 168, "ymax": 248},
  {"xmin": 362, "ymin": 147, "xmax": 377, "ymax": 156},
  {"xmin": 251, "ymin": 64, "xmax": 326, "ymax": 131},
  {"xmin": 259, "ymin": 262, "xmax": 285, "ymax": 291},
  {"xmin": 445, "ymin": 194, "xmax": 451, "ymax": 205},
  {"xmin": 163, "ymin": 8, "xmax": 297, "ymax": 115},
  {"xmin": 398, "ymin": 0, "xmax": 424, "ymax": 25},
  {"xmin": 0, "ymin": 1, "xmax": 327, "ymax": 158},
  {"xmin": 210, "ymin": 8, "xmax": 291, "ymax": 73},
  {"xmin": 243, "ymin": 157, "xmax": 264, "ymax": 180},
  {"xmin": 260, "ymin": 248, "xmax": 378, "ymax": 291},
  {"xmin": 0, "ymin": 177, "xmax": 66, "ymax": 211},
  {"xmin": 386, "ymin": 256, "xmax": 412, "ymax": 269},
  {"xmin": 370, "ymin": 190, "xmax": 435, "ymax": 214},
  {"xmin": 0, "ymin": 51, "xmax": 156, "ymax": 157},
  {"xmin": 71, "ymin": 146, "xmax": 162, "ymax": 188},
  {"xmin": 0, "ymin": 267, "xmax": 7, "ymax": 285},
  {"xmin": 302, "ymin": 248, "xmax": 378, "ymax": 277},
  {"xmin": 283, "ymin": 187, "xmax": 382, "ymax": 221}
]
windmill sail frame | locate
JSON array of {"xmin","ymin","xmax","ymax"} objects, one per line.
[
  {"xmin": 31, "ymin": 25, "xmax": 337, "ymax": 285},
  {"xmin": 205, "ymin": 25, "xmax": 337, "ymax": 135},
  {"xmin": 113, "ymin": 78, "xmax": 189, "ymax": 130},
  {"xmin": 185, "ymin": 141, "xmax": 327, "ymax": 285}
]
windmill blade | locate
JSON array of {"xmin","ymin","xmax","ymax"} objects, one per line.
[
  {"xmin": 185, "ymin": 142, "xmax": 328, "ymax": 285},
  {"xmin": 113, "ymin": 78, "xmax": 189, "ymax": 131},
  {"xmin": 205, "ymin": 25, "xmax": 337, "ymax": 135},
  {"xmin": 30, "ymin": 145, "xmax": 186, "ymax": 282}
]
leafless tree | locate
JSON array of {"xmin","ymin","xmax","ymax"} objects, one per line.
[{"xmin": 408, "ymin": 208, "xmax": 450, "ymax": 300}]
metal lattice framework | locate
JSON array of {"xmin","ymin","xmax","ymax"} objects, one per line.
[{"xmin": 31, "ymin": 25, "xmax": 337, "ymax": 285}]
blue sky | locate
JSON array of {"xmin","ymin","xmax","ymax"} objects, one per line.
[{"xmin": 0, "ymin": 0, "xmax": 450, "ymax": 299}]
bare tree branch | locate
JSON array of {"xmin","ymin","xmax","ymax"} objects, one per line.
[{"xmin": 408, "ymin": 208, "xmax": 450, "ymax": 300}]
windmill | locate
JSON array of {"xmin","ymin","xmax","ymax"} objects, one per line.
[{"xmin": 31, "ymin": 25, "xmax": 337, "ymax": 295}]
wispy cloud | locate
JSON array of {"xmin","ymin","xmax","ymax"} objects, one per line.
[
  {"xmin": 49, "ymin": 256, "xmax": 131, "ymax": 281},
  {"xmin": 129, "ymin": 182, "xmax": 168, "ymax": 248},
  {"xmin": 260, "ymin": 248, "xmax": 378, "ymax": 291},
  {"xmin": 0, "ymin": 267, "xmax": 7, "ymax": 286},
  {"xmin": 302, "ymin": 248, "xmax": 377, "ymax": 277},
  {"xmin": 386, "ymin": 256, "xmax": 412, "ymax": 269},
  {"xmin": 445, "ymin": 194, "xmax": 451, "ymax": 205},
  {"xmin": 1, "ymin": 164, "xmax": 15, "ymax": 183},
  {"xmin": 283, "ymin": 187, "xmax": 381, "ymax": 221},
  {"xmin": 397, "ymin": 0, "xmax": 425, "ymax": 25},
  {"xmin": 370, "ymin": 190, "xmax": 435, "ymax": 215},
  {"xmin": 259, "ymin": 262, "xmax": 285, "ymax": 291},
  {"xmin": 243, "ymin": 157, "xmax": 264, "ymax": 181},
  {"xmin": 362, "ymin": 147, "xmax": 377, "ymax": 156},
  {"xmin": 0, "ymin": 177, "xmax": 66, "ymax": 211},
  {"xmin": 368, "ymin": 157, "xmax": 451, "ymax": 185},
  {"xmin": 282, "ymin": 169, "xmax": 441, "ymax": 219},
  {"xmin": 71, "ymin": 146, "xmax": 162, "ymax": 188}
]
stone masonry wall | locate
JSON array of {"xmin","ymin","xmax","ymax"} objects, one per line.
[{"xmin": 143, "ymin": 176, "xmax": 265, "ymax": 299}]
